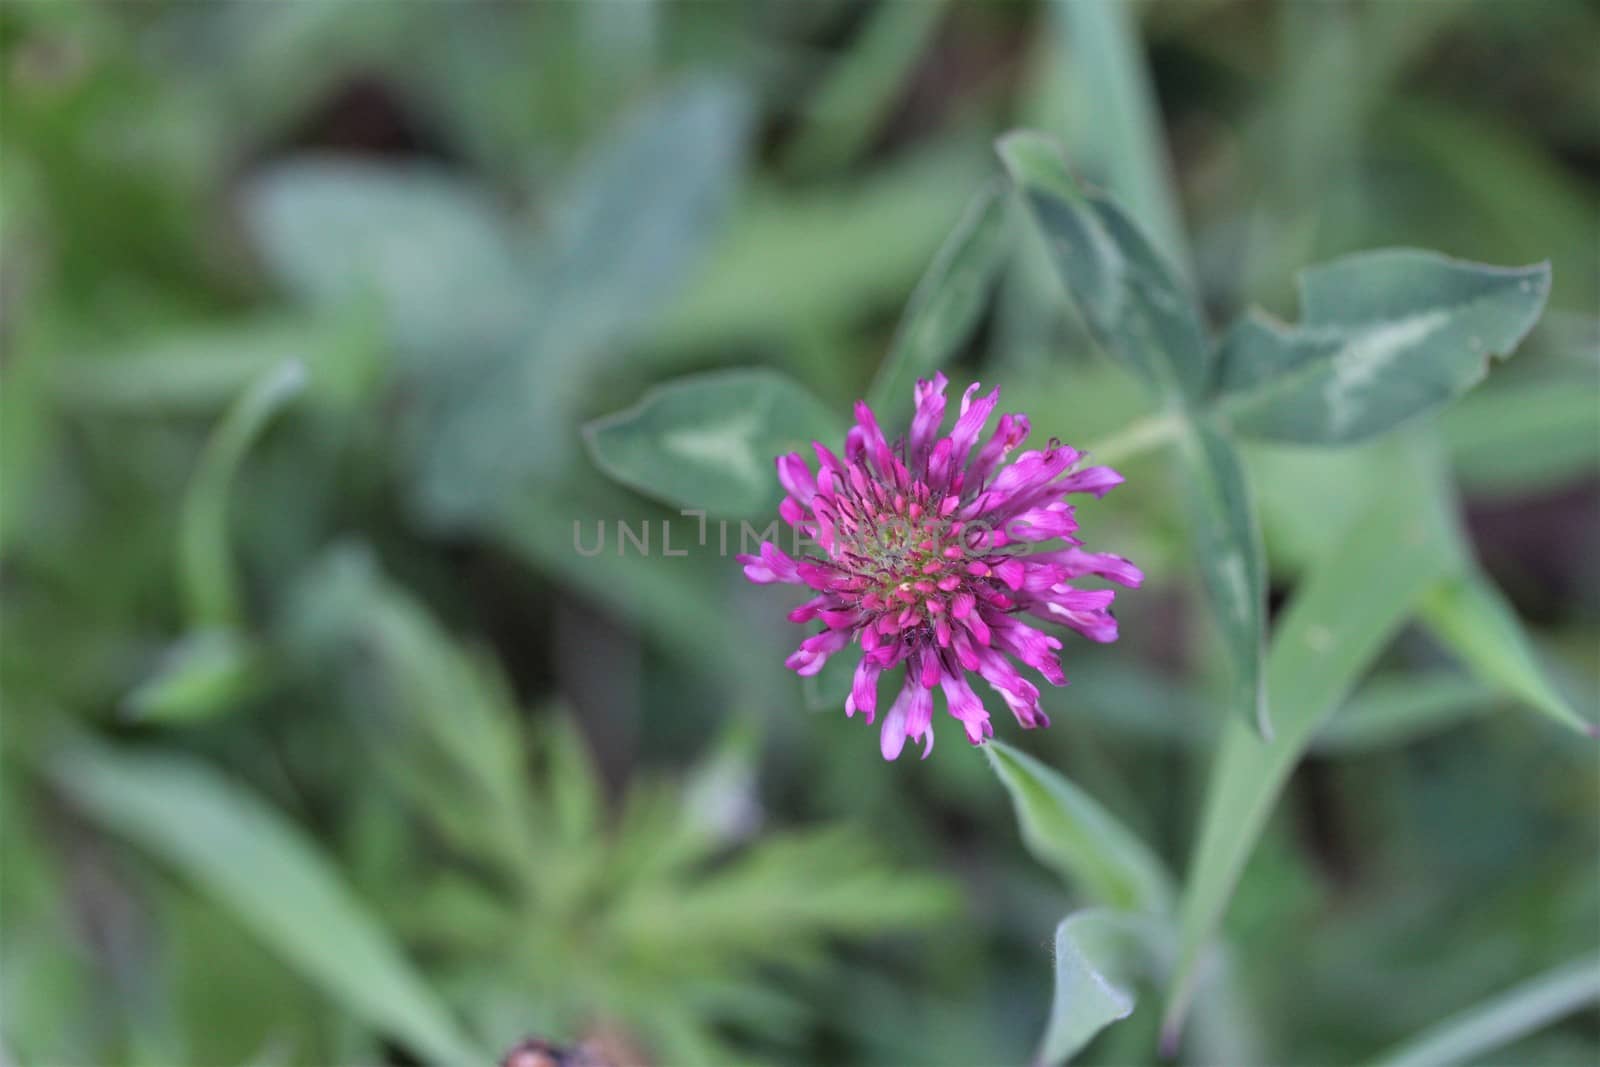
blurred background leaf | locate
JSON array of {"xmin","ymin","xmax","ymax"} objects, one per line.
[
  {"xmin": 1368, "ymin": 957, "xmax": 1600, "ymax": 1067},
  {"xmin": 866, "ymin": 178, "xmax": 1010, "ymax": 429},
  {"xmin": 178, "ymin": 359, "xmax": 306, "ymax": 628},
  {"xmin": 48, "ymin": 739, "xmax": 488, "ymax": 1065}
]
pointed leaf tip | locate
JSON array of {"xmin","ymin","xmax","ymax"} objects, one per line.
[
  {"xmin": 982, "ymin": 739, "xmax": 1173, "ymax": 914},
  {"xmin": 995, "ymin": 131, "xmax": 1082, "ymax": 201},
  {"xmin": 1035, "ymin": 910, "xmax": 1157, "ymax": 1065},
  {"xmin": 1214, "ymin": 250, "xmax": 1554, "ymax": 445}
]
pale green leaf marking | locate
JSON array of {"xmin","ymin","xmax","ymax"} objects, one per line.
[
  {"xmin": 661, "ymin": 409, "xmax": 769, "ymax": 494},
  {"xmin": 584, "ymin": 368, "xmax": 845, "ymax": 517},
  {"xmin": 1324, "ymin": 310, "xmax": 1450, "ymax": 434}
]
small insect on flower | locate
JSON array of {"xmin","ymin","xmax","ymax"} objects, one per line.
[{"xmin": 740, "ymin": 373, "xmax": 1141, "ymax": 759}]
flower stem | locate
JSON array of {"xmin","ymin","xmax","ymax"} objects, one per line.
[{"xmin": 1084, "ymin": 412, "xmax": 1184, "ymax": 465}]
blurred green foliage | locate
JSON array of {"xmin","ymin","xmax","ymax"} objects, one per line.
[{"xmin": 2, "ymin": 2, "xmax": 1597, "ymax": 1065}]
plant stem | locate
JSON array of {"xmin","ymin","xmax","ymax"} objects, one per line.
[{"xmin": 1084, "ymin": 412, "xmax": 1184, "ymax": 465}]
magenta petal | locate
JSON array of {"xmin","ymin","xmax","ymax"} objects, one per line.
[
  {"xmin": 1071, "ymin": 549, "xmax": 1144, "ymax": 588},
  {"xmin": 853, "ymin": 401, "xmax": 897, "ymax": 480},
  {"xmin": 906, "ymin": 684, "xmax": 935, "ymax": 757},
  {"xmin": 879, "ymin": 676, "xmax": 915, "ymax": 760},
  {"xmin": 787, "ymin": 628, "xmax": 849, "ymax": 676},
  {"xmin": 776, "ymin": 452, "xmax": 818, "ymax": 503},
  {"xmin": 938, "ymin": 673, "xmax": 992, "ymax": 744},
  {"xmin": 950, "ymin": 385, "xmax": 1000, "ymax": 464},
  {"xmin": 993, "ymin": 558, "xmax": 1026, "ymax": 591},
  {"xmin": 846, "ymin": 658, "xmax": 883, "ymax": 722},
  {"xmin": 968, "ymin": 413, "xmax": 1030, "ymax": 485},
  {"xmin": 739, "ymin": 544, "xmax": 801, "ymax": 585},
  {"xmin": 1061, "ymin": 465, "xmax": 1124, "ymax": 497},
  {"xmin": 909, "ymin": 373, "xmax": 950, "ymax": 459}
]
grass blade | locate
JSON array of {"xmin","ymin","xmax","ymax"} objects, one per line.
[
  {"xmin": 1418, "ymin": 571, "xmax": 1597, "ymax": 736},
  {"xmin": 660, "ymin": 140, "xmax": 988, "ymax": 354},
  {"xmin": 1366, "ymin": 957, "xmax": 1600, "ymax": 1067},
  {"xmin": 51, "ymin": 315, "xmax": 363, "ymax": 415},
  {"xmin": 1442, "ymin": 377, "xmax": 1600, "ymax": 494},
  {"xmin": 1312, "ymin": 673, "xmax": 1499, "ymax": 754},
  {"xmin": 783, "ymin": 0, "xmax": 950, "ymax": 176},
  {"xmin": 1047, "ymin": 0, "xmax": 1189, "ymax": 274}
]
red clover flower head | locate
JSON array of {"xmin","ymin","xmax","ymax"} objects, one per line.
[{"xmin": 739, "ymin": 373, "xmax": 1141, "ymax": 759}]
